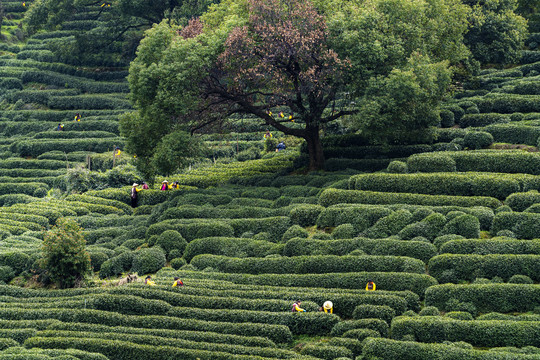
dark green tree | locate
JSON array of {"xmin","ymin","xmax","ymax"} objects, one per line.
[
  {"xmin": 463, "ymin": 0, "xmax": 528, "ymax": 65},
  {"xmin": 41, "ymin": 218, "xmax": 91, "ymax": 288},
  {"xmin": 352, "ymin": 54, "xmax": 453, "ymax": 144}
]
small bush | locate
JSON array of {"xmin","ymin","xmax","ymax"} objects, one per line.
[
  {"xmin": 508, "ymin": 274, "xmax": 534, "ymax": 284},
  {"xmin": 154, "ymin": 230, "xmax": 187, "ymax": 260},
  {"xmin": 0, "ymin": 265, "xmax": 15, "ymax": 283},
  {"xmin": 342, "ymin": 328, "xmax": 381, "ymax": 341},
  {"xmin": 170, "ymin": 257, "xmax": 186, "ymax": 270},
  {"xmin": 445, "ymin": 311, "xmax": 474, "ymax": 320},
  {"xmin": 463, "ymin": 132, "xmax": 494, "ymax": 149},
  {"xmin": 352, "ymin": 304, "xmax": 396, "ymax": 323},
  {"xmin": 282, "ymin": 225, "xmax": 309, "ymax": 242},
  {"xmin": 419, "ymin": 306, "xmax": 440, "ymax": 316},
  {"xmin": 332, "ymin": 224, "xmax": 356, "ymax": 239},
  {"xmin": 506, "ymin": 191, "xmax": 540, "ymax": 212},
  {"xmin": 387, "ymin": 161, "xmax": 408, "ymax": 173},
  {"xmin": 440, "ymin": 109, "xmax": 455, "ymax": 127},
  {"xmin": 89, "ymin": 252, "xmax": 109, "ymax": 272},
  {"xmin": 300, "ymin": 343, "xmax": 353, "ymax": 360},
  {"xmin": 439, "ymin": 214, "xmax": 480, "ymax": 238},
  {"xmin": 131, "ymin": 247, "xmax": 166, "ymax": 275},
  {"xmin": 289, "ymin": 204, "xmax": 325, "ymax": 227},
  {"xmin": 407, "ymin": 154, "xmax": 456, "ymax": 172}
]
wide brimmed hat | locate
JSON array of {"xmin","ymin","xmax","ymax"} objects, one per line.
[
  {"xmin": 162, "ymin": 180, "xmax": 168, "ymax": 183},
  {"xmin": 132, "ymin": 183, "xmax": 139, "ymax": 186}
]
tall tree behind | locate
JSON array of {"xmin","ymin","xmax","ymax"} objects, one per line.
[{"xmin": 125, "ymin": 0, "xmax": 470, "ymax": 171}]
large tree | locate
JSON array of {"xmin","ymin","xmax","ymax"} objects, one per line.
[{"xmin": 126, "ymin": 0, "xmax": 470, "ymax": 170}]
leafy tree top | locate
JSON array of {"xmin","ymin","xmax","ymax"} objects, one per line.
[{"xmin": 124, "ymin": 0, "xmax": 471, "ymax": 170}]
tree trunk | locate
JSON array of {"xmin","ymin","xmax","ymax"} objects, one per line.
[{"xmin": 305, "ymin": 126, "xmax": 325, "ymax": 171}]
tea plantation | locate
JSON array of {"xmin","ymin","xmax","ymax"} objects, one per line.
[{"xmin": 0, "ymin": 0, "xmax": 539, "ymax": 359}]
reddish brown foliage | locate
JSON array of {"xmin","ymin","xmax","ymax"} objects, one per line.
[{"xmin": 180, "ymin": 18, "xmax": 204, "ymax": 39}]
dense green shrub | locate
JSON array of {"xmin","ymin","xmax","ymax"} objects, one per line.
[
  {"xmin": 169, "ymin": 270, "xmax": 437, "ymax": 295},
  {"xmin": 392, "ymin": 316, "xmax": 540, "ymax": 347},
  {"xmin": 362, "ymin": 337, "xmax": 540, "ymax": 360},
  {"xmin": 352, "ymin": 304, "xmax": 396, "ymax": 323},
  {"xmin": 316, "ymin": 204, "xmax": 392, "ymax": 231},
  {"xmin": 229, "ymin": 217, "xmax": 291, "ymax": 242},
  {"xmin": 445, "ymin": 311, "xmax": 474, "ymax": 320},
  {"xmin": 328, "ymin": 337, "xmax": 363, "ymax": 358},
  {"xmin": 170, "ymin": 258, "xmax": 186, "ymax": 270},
  {"xmin": 154, "ymin": 230, "xmax": 187, "ymax": 260},
  {"xmin": 131, "ymin": 247, "xmax": 166, "ymax": 275},
  {"xmin": 459, "ymin": 113, "xmax": 510, "ymax": 127},
  {"xmin": 191, "ymin": 254, "xmax": 425, "ymax": 275},
  {"xmin": 240, "ymin": 187, "xmax": 281, "ymax": 200},
  {"xmin": 283, "ymin": 237, "xmax": 436, "ymax": 262},
  {"xmin": 361, "ymin": 210, "xmax": 414, "ymax": 238},
  {"xmin": 0, "ymin": 265, "xmax": 15, "ymax": 283},
  {"xmin": 331, "ymin": 319, "xmax": 389, "ymax": 337},
  {"xmin": 289, "ymin": 204, "xmax": 324, "ymax": 227},
  {"xmin": 439, "ymin": 109, "xmax": 455, "ymax": 127},
  {"xmin": 418, "ymin": 306, "xmax": 440, "ymax": 316},
  {"xmin": 505, "ymin": 191, "xmax": 540, "ymax": 212},
  {"xmin": 300, "ymin": 343, "xmax": 353, "ymax": 360},
  {"xmin": 331, "ymin": 224, "xmax": 356, "ymax": 239},
  {"xmin": 428, "ymin": 254, "xmax": 540, "ymax": 282},
  {"xmin": 99, "ymin": 251, "xmax": 134, "ymax": 278},
  {"xmin": 387, "ymin": 161, "xmax": 408, "ymax": 173},
  {"xmin": 467, "ymin": 94, "xmax": 540, "ymax": 114},
  {"xmin": 439, "ymin": 215, "xmax": 480, "ymax": 238},
  {"xmin": 407, "ymin": 151, "xmax": 540, "ymax": 175},
  {"xmin": 491, "ymin": 212, "xmax": 540, "ymax": 239},
  {"xmin": 319, "ymin": 189, "xmax": 501, "ymax": 209},
  {"xmin": 508, "ymin": 274, "xmax": 534, "ymax": 284},
  {"xmin": 41, "ymin": 219, "xmax": 91, "ymax": 288},
  {"xmin": 407, "ymin": 154, "xmax": 456, "ymax": 172},
  {"xmin": 483, "ymin": 123, "xmax": 540, "ymax": 146},
  {"xmin": 342, "ymin": 328, "xmax": 380, "ymax": 341},
  {"xmin": 351, "ymin": 173, "xmax": 521, "ymax": 200},
  {"xmin": 463, "ymin": 131, "xmax": 494, "ymax": 149},
  {"xmin": 183, "ymin": 237, "xmax": 282, "ymax": 262},
  {"xmin": 439, "ymin": 239, "xmax": 540, "ymax": 255},
  {"xmin": 89, "ymin": 252, "xmax": 109, "ymax": 272},
  {"xmin": 398, "ymin": 213, "xmax": 447, "ymax": 241},
  {"xmin": 281, "ymin": 225, "xmax": 309, "ymax": 242}
]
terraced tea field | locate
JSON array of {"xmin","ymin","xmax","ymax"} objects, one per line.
[{"xmin": 0, "ymin": 1, "xmax": 540, "ymax": 359}]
